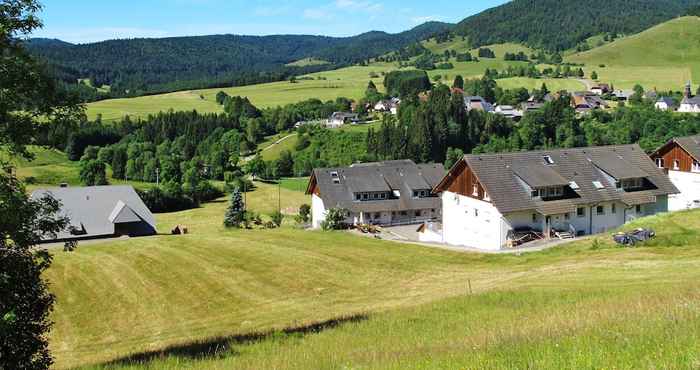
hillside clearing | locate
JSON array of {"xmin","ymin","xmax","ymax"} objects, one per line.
[
  {"xmin": 43, "ymin": 201, "xmax": 700, "ymax": 369},
  {"xmin": 568, "ymin": 16, "xmax": 700, "ymax": 90}
]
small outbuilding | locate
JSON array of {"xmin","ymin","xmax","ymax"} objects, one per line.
[{"xmin": 31, "ymin": 185, "xmax": 157, "ymax": 242}]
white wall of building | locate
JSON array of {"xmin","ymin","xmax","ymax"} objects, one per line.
[
  {"xmin": 441, "ymin": 191, "xmax": 508, "ymax": 250},
  {"xmin": 442, "ymin": 190, "xmax": 670, "ymax": 250},
  {"xmin": 678, "ymin": 103, "xmax": 700, "ymax": 113},
  {"xmin": 311, "ymin": 194, "xmax": 327, "ymax": 229},
  {"xmin": 668, "ymin": 170, "xmax": 700, "ymax": 211}
]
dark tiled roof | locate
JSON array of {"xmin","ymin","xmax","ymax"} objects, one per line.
[
  {"xmin": 456, "ymin": 144, "xmax": 678, "ymax": 215},
  {"xmin": 513, "ymin": 163, "xmax": 570, "ymax": 188},
  {"xmin": 309, "ymin": 160, "xmax": 445, "ymax": 213},
  {"xmin": 672, "ymin": 135, "xmax": 700, "ymax": 162}
]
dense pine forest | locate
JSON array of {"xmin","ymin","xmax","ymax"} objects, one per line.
[
  {"xmin": 454, "ymin": 0, "xmax": 700, "ymax": 51},
  {"xmin": 26, "ymin": 22, "xmax": 450, "ymax": 99}
]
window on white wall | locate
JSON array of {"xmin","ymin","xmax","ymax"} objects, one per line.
[
  {"xmin": 596, "ymin": 205, "xmax": 604, "ymax": 215},
  {"xmin": 577, "ymin": 207, "xmax": 585, "ymax": 217},
  {"xmin": 611, "ymin": 203, "xmax": 617, "ymax": 214},
  {"xmin": 693, "ymin": 160, "xmax": 700, "ymax": 173}
]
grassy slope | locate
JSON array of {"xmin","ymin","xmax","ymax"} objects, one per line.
[
  {"xmin": 3, "ymin": 146, "xmax": 157, "ymax": 193},
  {"xmin": 86, "ymin": 57, "xmax": 584, "ymax": 123},
  {"xmin": 44, "ymin": 199, "xmax": 700, "ymax": 369},
  {"xmin": 568, "ymin": 16, "xmax": 700, "ymax": 90}
]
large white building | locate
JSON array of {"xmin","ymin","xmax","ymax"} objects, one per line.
[
  {"xmin": 306, "ymin": 160, "xmax": 445, "ymax": 228},
  {"xmin": 651, "ymin": 135, "xmax": 700, "ymax": 211},
  {"xmin": 678, "ymin": 82, "xmax": 700, "ymax": 113},
  {"xmin": 433, "ymin": 145, "xmax": 678, "ymax": 251}
]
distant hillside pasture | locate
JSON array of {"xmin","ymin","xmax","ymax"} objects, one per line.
[
  {"xmin": 87, "ymin": 91, "xmax": 222, "ymax": 122},
  {"xmin": 496, "ymin": 77, "xmax": 586, "ymax": 91},
  {"xmin": 86, "ymin": 64, "xmax": 399, "ymax": 122},
  {"xmin": 285, "ymin": 58, "xmax": 330, "ymax": 67},
  {"xmin": 44, "ymin": 205, "xmax": 700, "ymax": 369},
  {"xmin": 568, "ymin": 17, "xmax": 700, "ymax": 90}
]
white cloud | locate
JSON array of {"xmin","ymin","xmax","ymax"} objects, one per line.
[
  {"xmin": 303, "ymin": 8, "xmax": 334, "ymax": 21},
  {"xmin": 334, "ymin": 0, "xmax": 383, "ymax": 13}
]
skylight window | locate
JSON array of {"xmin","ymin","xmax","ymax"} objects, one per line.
[
  {"xmin": 569, "ymin": 181, "xmax": 580, "ymax": 190},
  {"xmin": 543, "ymin": 155, "xmax": 555, "ymax": 165},
  {"xmin": 592, "ymin": 181, "xmax": 605, "ymax": 189}
]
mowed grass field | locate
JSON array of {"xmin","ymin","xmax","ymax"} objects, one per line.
[
  {"xmin": 86, "ymin": 56, "xmax": 581, "ymax": 122},
  {"xmin": 568, "ymin": 16, "xmax": 700, "ymax": 90},
  {"xmin": 42, "ymin": 198, "xmax": 700, "ymax": 369}
]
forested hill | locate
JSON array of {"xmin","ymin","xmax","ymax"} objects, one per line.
[
  {"xmin": 26, "ymin": 21, "xmax": 450, "ymax": 98},
  {"xmin": 454, "ymin": 0, "xmax": 700, "ymax": 51}
]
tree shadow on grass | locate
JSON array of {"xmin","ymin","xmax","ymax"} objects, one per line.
[{"xmin": 98, "ymin": 314, "xmax": 369, "ymax": 367}]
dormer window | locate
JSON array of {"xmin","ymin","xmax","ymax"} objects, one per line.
[
  {"xmin": 656, "ymin": 158, "xmax": 664, "ymax": 168},
  {"xmin": 621, "ymin": 178, "xmax": 643, "ymax": 190},
  {"xmin": 543, "ymin": 155, "xmax": 555, "ymax": 165}
]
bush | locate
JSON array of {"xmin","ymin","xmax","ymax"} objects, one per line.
[
  {"xmin": 270, "ymin": 211, "xmax": 284, "ymax": 227},
  {"xmin": 299, "ymin": 204, "xmax": 311, "ymax": 223},
  {"xmin": 321, "ymin": 207, "xmax": 348, "ymax": 231},
  {"xmin": 196, "ymin": 181, "xmax": 224, "ymax": 202},
  {"xmin": 137, "ymin": 187, "xmax": 197, "ymax": 213}
]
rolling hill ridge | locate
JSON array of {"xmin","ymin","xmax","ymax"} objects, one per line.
[
  {"xmin": 27, "ymin": 22, "xmax": 451, "ymax": 97},
  {"xmin": 454, "ymin": 0, "xmax": 700, "ymax": 51}
]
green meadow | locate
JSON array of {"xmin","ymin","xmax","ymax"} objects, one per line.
[
  {"xmin": 39, "ymin": 198, "xmax": 700, "ymax": 369},
  {"xmin": 568, "ymin": 16, "xmax": 700, "ymax": 91}
]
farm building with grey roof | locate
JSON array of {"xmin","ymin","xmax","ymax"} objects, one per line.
[
  {"xmin": 434, "ymin": 144, "xmax": 678, "ymax": 250},
  {"xmin": 31, "ymin": 185, "xmax": 156, "ymax": 242},
  {"xmin": 306, "ymin": 160, "xmax": 445, "ymax": 228}
]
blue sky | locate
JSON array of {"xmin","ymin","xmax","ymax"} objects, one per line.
[{"xmin": 31, "ymin": 0, "xmax": 508, "ymax": 44}]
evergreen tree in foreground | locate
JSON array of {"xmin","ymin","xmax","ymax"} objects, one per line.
[{"xmin": 224, "ymin": 188, "xmax": 245, "ymax": 228}]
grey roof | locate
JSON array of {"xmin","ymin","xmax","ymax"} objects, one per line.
[
  {"xmin": 308, "ymin": 160, "xmax": 445, "ymax": 213},
  {"xmin": 512, "ymin": 163, "xmax": 571, "ymax": 188},
  {"xmin": 439, "ymin": 145, "xmax": 678, "ymax": 215},
  {"xmin": 656, "ymin": 97, "xmax": 675, "ymax": 107},
  {"xmin": 663, "ymin": 135, "xmax": 700, "ymax": 162},
  {"xmin": 30, "ymin": 185, "xmax": 156, "ymax": 240},
  {"xmin": 681, "ymin": 96, "xmax": 700, "ymax": 105}
]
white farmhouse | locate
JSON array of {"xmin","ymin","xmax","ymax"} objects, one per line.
[
  {"xmin": 678, "ymin": 82, "xmax": 700, "ymax": 113},
  {"xmin": 306, "ymin": 160, "xmax": 445, "ymax": 228},
  {"xmin": 651, "ymin": 135, "xmax": 700, "ymax": 211},
  {"xmin": 326, "ymin": 112, "xmax": 359, "ymax": 128},
  {"xmin": 433, "ymin": 145, "xmax": 678, "ymax": 251},
  {"xmin": 655, "ymin": 97, "xmax": 675, "ymax": 111}
]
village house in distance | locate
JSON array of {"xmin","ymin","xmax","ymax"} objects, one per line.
[
  {"xmin": 30, "ymin": 185, "xmax": 157, "ymax": 242},
  {"xmin": 651, "ymin": 135, "xmax": 700, "ymax": 211},
  {"xmin": 433, "ymin": 145, "xmax": 678, "ymax": 250},
  {"xmin": 306, "ymin": 160, "xmax": 445, "ymax": 228}
]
